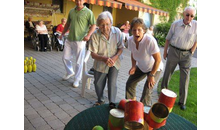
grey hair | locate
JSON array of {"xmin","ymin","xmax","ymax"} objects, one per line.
[
  {"xmin": 184, "ymin": 6, "xmax": 196, "ymax": 15},
  {"xmin": 61, "ymin": 18, "xmax": 66, "ymax": 22},
  {"xmin": 96, "ymin": 11, "xmax": 113, "ymax": 26}
]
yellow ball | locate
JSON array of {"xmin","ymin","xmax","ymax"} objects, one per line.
[{"xmin": 92, "ymin": 125, "xmax": 104, "ymax": 130}]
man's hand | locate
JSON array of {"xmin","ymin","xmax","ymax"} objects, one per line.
[
  {"xmin": 163, "ymin": 51, "xmax": 168, "ymax": 60},
  {"xmin": 83, "ymin": 35, "xmax": 91, "ymax": 41}
]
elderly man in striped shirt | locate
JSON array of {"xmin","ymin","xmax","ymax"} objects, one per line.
[{"xmin": 161, "ymin": 6, "xmax": 197, "ymax": 110}]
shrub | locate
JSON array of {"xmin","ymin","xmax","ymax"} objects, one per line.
[{"xmin": 154, "ymin": 22, "xmax": 171, "ymax": 47}]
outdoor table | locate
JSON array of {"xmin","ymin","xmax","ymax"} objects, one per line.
[{"xmin": 64, "ymin": 104, "xmax": 196, "ymax": 130}]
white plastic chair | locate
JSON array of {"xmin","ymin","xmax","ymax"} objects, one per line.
[{"xmin": 81, "ymin": 50, "xmax": 94, "ymax": 97}]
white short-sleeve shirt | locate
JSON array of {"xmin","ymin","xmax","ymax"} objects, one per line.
[
  {"xmin": 36, "ymin": 25, "xmax": 48, "ymax": 34},
  {"xmin": 128, "ymin": 34, "xmax": 163, "ymax": 73}
]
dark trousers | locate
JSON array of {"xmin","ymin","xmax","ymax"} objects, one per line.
[
  {"xmin": 93, "ymin": 67, "xmax": 119, "ymax": 104},
  {"xmin": 38, "ymin": 34, "xmax": 48, "ymax": 51},
  {"xmin": 27, "ymin": 28, "xmax": 35, "ymax": 40},
  {"xmin": 126, "ymin": 67, "xmax": 161, "ymax": 106}
]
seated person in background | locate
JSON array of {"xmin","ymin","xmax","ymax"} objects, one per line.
[
  {"xmin": 55, "ymin": 18, "xmax": 68, "ymax": 46},
  {"xmin": 36, "ymin": 20, "xmax": 48, "ymax": 52},
  {"xmin": 56, "ymin": 18, "xmax": 68, "ymax": 34},
  {"xmin": 25, "ymin": 17, "xmax": 35, "ymax": 39}
]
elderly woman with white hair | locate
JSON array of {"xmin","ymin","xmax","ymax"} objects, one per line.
[{"xmin": 88, "ymin": 11, "xmax": 124, "ymax": 108}]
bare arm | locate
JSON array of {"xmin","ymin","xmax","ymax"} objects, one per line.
[
  {"xmin": 59, "ymin": 22, "xmax": 70, "ymax": 39},
  {"xmin": 91, "ymin": 52, "xmax": 108, "ymax": 63},
  {"xmin": 110, "ymin": 48, "xmax": 123, "ymax": 62},
  {"xmin": 190, "ymin": 42, "xmax": 197, "ymax": 54},
  {"xmin": 120, "ymin": 25, "xmax": 125, "ymax": 29},
  {"xmin": 148, "ymin": 52, "xmax": 161, "ymax": 88},
  {"xmin": 163, "ymin": 40, "xmax": 170, "ymax": 60},
  {"xmin": 106, "ymin": 48, "xmax": 123, "ymax": 67},
  {"xmin": 83, "ymin": 24, "xmax": 96, "ymax": 41},
  {"xmin": 150, "ymin": 52, "xmax": 161, "ymax": 76},
  {"xmin": 129, "ymin": 53, "xmax": 137, "ymax": 75},
  {"xmin": 91, "ymin": 47, "xmax": 123, "ymax": 67}
]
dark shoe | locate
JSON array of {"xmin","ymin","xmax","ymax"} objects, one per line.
[
  {"xmin": 180, "ymin": 104, "xmax": 186, "ymax": 110},
  {"xmin": 178, "ymin": 102, "xmax": 186, "ymax": 110},
  {"xmin": 180, "ymin": 105, "xmax": 186, "ymax": 110},
  {"xmin": 88, "ymin": 68, "xmax": 94, "ymax": 75},
  {"xmin": 90, "ymin": 68, "xmax": 95, "ymax": 71},
  {"xmin": 109, "ymin": 102, "xmax": 116, "ymax": 109}
]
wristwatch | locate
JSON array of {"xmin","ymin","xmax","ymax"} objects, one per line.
[{"xmin": 149, "ymin": 73, "xmax": 155, "ymax": 77}]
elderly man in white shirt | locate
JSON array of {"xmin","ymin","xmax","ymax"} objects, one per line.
[
  {"xmin": 161, "ymin": 6, "xmax": 197, "ymax": 110},
  {"xmin": 88, "ymin": 11, "xmax": 123, "ymax": 108}
]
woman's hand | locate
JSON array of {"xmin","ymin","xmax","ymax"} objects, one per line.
[
  {"xmin": 147, "ymin": 76, "xmax": 156, "ymax": 89},
  {"xmin": 129, "ymin": 67, "xmax": 136, "ymax": 75},
  {"xmin": 106, "ymin": 58, "xmax": 114, "ymax": 67}
]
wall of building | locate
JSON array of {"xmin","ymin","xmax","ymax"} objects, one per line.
[
  {"xmin": 24, "ymin": 0, "xmax": 75, "ymax": 25},
  {"xmin": 138, "ymin": 0, "xmax": 169, "ymax": 26},
  {"xmin": 90, "ymin": 4, "xmax": 103, "ymax": 22},
  {"xmin": 115, "ymin": 6, "xmax": 138, "ymax": 27},
  {"xmin": 25, "ymin": 0, "xmax": 166, "ymax": 28}
]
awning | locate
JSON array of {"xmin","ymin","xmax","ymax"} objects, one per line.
[
  {"xmin": 116, "ymin": 0, "xmax": 168, "ymax": 16},
  {"xmin": 72, "ymin": 0, "xmax": 122, "ymax": 9}
]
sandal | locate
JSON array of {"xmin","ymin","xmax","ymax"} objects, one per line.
[
  {"xmin": 93, "ymin": 102, "xmax": 101, "ymax": 107},
  {"xmin": 93, "ymin": 101, "xmax": 105, "ymax": 107},
  {"xmin": 109, "ymin": 102, "xmax": 116, "ymax": 109}
]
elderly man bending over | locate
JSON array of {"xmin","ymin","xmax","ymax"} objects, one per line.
[{"xmin": 88, "ymin": 11, "xmax": 124, "ymax": 108}]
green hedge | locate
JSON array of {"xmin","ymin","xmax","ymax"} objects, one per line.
[{"xmin": 154, "ymin": 22, "xmax": 171, "ymax": 47}]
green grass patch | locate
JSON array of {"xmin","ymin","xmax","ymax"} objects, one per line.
[{"xmin": 158, "ymin": 68, "xmax": 197, "ymax": 126}]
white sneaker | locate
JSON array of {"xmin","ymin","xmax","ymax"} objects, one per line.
[
  {"xmin": 62, "ymin": 73, "xmax": 75, "ymax": 80},
  {"xmin": 73, "ymin": 80, "xmax": 79, "ymax": 88}
]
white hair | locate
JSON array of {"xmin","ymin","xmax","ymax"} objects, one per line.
[
  {"xmin": 184, "ymin": 6, "xmax": 196, "ymax": 15},
  {"xmin": 96, "ymin": 11, "xmax": 113, "ymax": 26}
]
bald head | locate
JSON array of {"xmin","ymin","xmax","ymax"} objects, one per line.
[{"xmin": 184, "ymin": 6, "xmax": 196, "ymax": 16}]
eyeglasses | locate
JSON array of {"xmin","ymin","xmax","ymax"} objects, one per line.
[{"xmin": 186, "ymin": 14, "xmax": 194, "ymax": 18}]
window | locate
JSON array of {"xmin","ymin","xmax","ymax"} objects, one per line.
[
  {"xmin": 52, "ymin": 0, "xmax": 63, "ymax": 13},
  {"xmin": 103, "ymin": 6, "xmax": 112, "ymax": 13}
]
